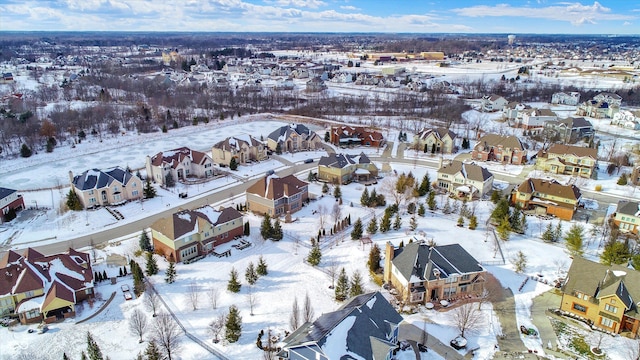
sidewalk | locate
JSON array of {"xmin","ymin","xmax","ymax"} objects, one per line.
[
  {"xmin": 399, "ymin": 321, "xmax": 465, "ymax": 360},
  {"xmin": 530, "ymin": 290, "xmax": 569, "ymax": 359},
  {"xmin": 493, "ymin": 287, "xmax": 527, "ymax": 353}
]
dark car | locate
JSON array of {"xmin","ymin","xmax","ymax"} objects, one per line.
[{"xmin": 304, "ymin": 159, "xmax": 314, "ymax": 164}]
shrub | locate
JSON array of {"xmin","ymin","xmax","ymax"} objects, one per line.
[{"xmin": 594, "ymin": 184, "xmax": 602, "ymax": 191}]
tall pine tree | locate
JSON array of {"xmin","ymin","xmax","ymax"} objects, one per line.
[
  {"xmin": 225, "ymin": 305, "xmax": 242, "ymax": 343},
  {"xmin": 256, "ymin": 255, "xmax": 268, "ymax": 276},
  {"xmin": 86, "ymin": 332, "xmax": 104, "ymax": 360},
  {"xmin": 351, "ymin": 218, "xmax": 363, "ymax": 240},
  {"xmin": 245, "ymin": 262, "xmax": 258, "ymax": 285},
  {"xmin": 227, "ymin": 268, "xmax": 241, "ymax": 293},
  {"xmin": 145, "ymin": 252, "xmax": 159, "ymax": 276},
  {"xmin": 335, "ymin": 268, "xmax": 349, "ymax": 301},
  {"xmin": 139, "ymin": 230, "xmax": 152, "ymax": 252},
  {"xmin": 307, "ymin": 244, "xmax": 322, "ymax": 266},
  {"xmin": 165, "ymin": 261, "xmax": 177, "ymax": 283},
  {"xmin": 349, "ymin": 271, "xmax": 364, "ymax": 297}
]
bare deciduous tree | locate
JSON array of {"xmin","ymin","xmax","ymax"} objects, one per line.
[
  {"xmin": 208, "ymin": 313, "xmax": 225, "ymax": 344},
  {"xmin": 207, "ymin": 287, "xmax": 219, "ymax": 310},
  {"xmin": 331, "ymin": 202, "xmax": 342, "ymax": 224},
  {"xmin": 303, "ymin": 292, "xmax": 314, "ymax": 323},
  {"xmin": 247, "ymin": 288, "xmax": 259, "ymax": 316},
  {"xmin": 152, "ymin": 313, "xmax": 182, "ymax": 360},
  {"xmin": 144, "ymin": 288, "xmax": 160, "ymax": 317},
  {"xmin": 187, "ymin": 282, "xmax": 199, "ymax": 311},
  {"xmin": 129, "ymin": 308, "xmax": 149, "ymax": 343},
  {"xmin": 317, "ymin": 204, "xmax": 328, "ymax": 232},
  {"xmin": 478, "ymin": 273, "xmax": 503, "ymax": 309},
  {"xmin": 327, "ymin": 259, "xmax": 339, "ymax": 289},
  {"xmin": 452, "ymin": 303, "xmax": 484, "ymax": 338},
  {"xmin": 289, "ymin": 297, "xmax": 300, "ymax": 331}
]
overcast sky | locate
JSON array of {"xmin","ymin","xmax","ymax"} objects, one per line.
[{"xmin": 0, "ymin": 1, "xmax": 637, "ymax": 34}]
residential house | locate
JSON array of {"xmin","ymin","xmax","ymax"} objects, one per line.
[
  {"xmin": 413, "ymin": 127, "xmax": 457, "ymax": 154},
  {"xmin": 266, "ymin": 123, "xmax": 322, "ymax": 153},
  {"xmin": 69, "ymin": 167, "xmax": 143, "ymax": 209},
  {"xmin": 472, "ymin": 134, "xmax": 527, "ymax": 165},
  {"xmin": 0, "ymin": 187, "xmax": 25, "ymax": 222},
  {"xmin": 552, "ymin": 92, "xmax": 581, "ymax": 106},
  {"xmin": 518, "ymin": 108, "xmax": 557, "ymax": 129},
  {"xmin": 594, "ymin": 92, "xmax": 622, "ymax": 107},
  {"xmin": 1, "ymin": 73, "xmax": 14, "ymax": 84},
  {"xmin": 212, "ymin": 135, "xmax": 267, "ymax": 167},
  {"xmin": 245, "ymin": 175, "xmax": 308, "ymax": 217},
  {"xmin": 146, "ymin": 147, "xmax": 215, "ymax": 186},
  {"xmin": 305, "ymin": 77, "xmax": 327, "ymax": 92},
  {"xmin": 330, "ymin": 125, "xmax": 385, "ymax": 148},
  {"xmin": 278, "ymin": 292, "xmax": 402, "ymax": 360},
  {"xmin": 543, "ymin": 117, "xmax": 594, "ymax": 144},
  {"xmin": 511, "ymin": 178, "xmax": 582, "ymax": 220},
  {"xmin": 317, "ymin": 153, "xmax": 379, "ymax": 184},
  {"xmin": 577, "ymin": 93, "xmax": 621, "ymax": 119},
  {"xmin": 384, "ymin": 242, "xmax": 486, "ymax": 304},
  {"xmin": 613, "ymin": 200, "xmax": 640, "ymax": 235},
  {"xmin": 535, "ymin": 144, "xmax": 598, "ymax": 178},
  {"xmin": 611, "ymin": 110, "xmax": 640, "ymax": 130},
  {"xmin": 481, "ymin": 94, "xmax": 508, "ymax": 112},
  {"xmin": 502, "ymin": 102, "xmax": 530, "ymax": 121},
  {"xmin": 151, "ymin": 206, "xmax": 243, "ymax": 263},
  {"xmin": 560, "ymin": 257, "xmax": 640, "ymax": 338},
  {"xmin": 0, "ymin": 248, "xmax": 93, "ymax": 324},
  {"xmin": 437, "ymin": 160, "xmax": 494, "ymax": 200}
]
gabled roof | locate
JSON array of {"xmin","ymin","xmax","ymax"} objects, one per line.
[
  {"xmin": 617, "ymin": 200, "xmax": 640, "ymax": 217},
  {"xmin": 213, "ymin": 135, "xmax": 262, "ymax": 151},
  {"xmin": 547, "ymin": 144, "xmax": 597, "ymax": 159},
  {"xmin": 281, "ymin": 292, "xmax": 402, "ymax": 360},
  {"xmin": 150, "ymin": 147, "xmax": 210, "ymax": 168},
  {"xmin": 267, "ymin": 123, "xmax": 313, "ymax": 143},
  {"xmin": 438, "ymin": 160, "xmax": 493, "ymax": 182},
  {"xmin": 331, "ymin": 126, "xmax": 384, "ymax": 142},
  {"xmin": 152, "ymin": 206, "xmax": 242, "ymax": 240},
  {"xmin": 318, "ymin": 152, "xmax": 372, "ymax": 169},
  {"xmin": 0, "ymin": 187, "xmax": 18, "ymax": 201},
  {"xmin": 558, "ymin": 117, "xmax": 593, "ymax": 129},
  {"xmin": 71, "ymin": 166, "xmax": 137, "ymax": 191},
  {"xmin": 392, "ymin": 242, "xmax": 483, "ymax": 283},
  {"xmin": 246, "ymin": 175, "xmax": 308, "ymax": 201},
  {"xmin": 517, "ymin": 178, "xmax": 581, "ymax": 201},
  {"xmin": 475, "ymin": 134, "xmax": 524, "ymax": 151},
  {"xmin": 416, "ymin": 127, "xmax": 457, "ymax": 141}
]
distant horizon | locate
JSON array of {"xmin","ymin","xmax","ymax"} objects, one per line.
[{"xmin": 0, "ymin": 1, "xmax": 637, "ymax": 34}]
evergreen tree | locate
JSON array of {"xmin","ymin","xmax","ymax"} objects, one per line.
[
  {"xmin": 410, "ymin": 215, "xmax": 418, "ymax": 231},
  {"xmin": 86, "ymin": 332, "xmax": 104, "ymax": 360},
  {"xmin": 349, "ymin": 271, "xmax": 364, "ymax": 297},
  {"xmin": 260, "ymin": 214, "xmax": 273, "ymax": 240},
  {"xmin": 509, "ymin": 209, "xmax": 522, "ymax": 234},
  {"xmin": 442, "ymin": 197, "xmax": 452, "ymax": 214},
  {"xmin": 418, "ymin": 203, "xmax": 426, "ymax": 217},
  {"xmin": 379, "ymin": 212, "xmax": 391, "ymax": 233},
  {"xmin": 497, "ymin": 216, "xmax": 511, "ymax": 241},
  {"xmin": 63, "ymin": 353, "xmax": 70, "ymax": 360},
  {"xmin": 308, "ymin": 170, "xmax": 315, "ymax": 182},
  {"xmin": 139, "ymin": 230, "xmax": 152, "ymax": 252},
  {"xmin": 418, "ymin": 173, "xmax": 431, "ymax": 196},
  {"xmin": 565, "ymin": 224, "xmax": 585, "ymax": 257},
  {"xmin": 462, "ymin": 138, "xmax": 470, "ymax": 149},
  {"xmin": 351, "ymin": 218, "xmax": 363, "ymax": 240},
  {"xmin": 427, "ymin": 191, "xmax": 436, "ymax": 210},
  {"xmin": 143, "ymin": 178, "xmax": 157, "ymax": 199},
  {"xmin": 368, "ymin": 244, "xmax": 381, "ymax": 273},
  {"xmin": 542, "ymin": 223, "xmax": 555, "ymax": 242},
  {"xmin": 144, "ymin": 341, "xmax": 162, "ymax": 360},
  {"xmin": 66, "ymin": 189, "xmax": 83, "ymax": 210},
  {"xmin": 393, "ymin": 213, "xmax": 402, "ymax": 230},
  {"xmin": 554, "ymin": 222, "xmax": 563, "ymax": 242},
  {"xmin": 468, "ymin": 215, "xmax": 478, "ymax": 230},
  {"xmin": 617, "ymin": 173, "xmax": 628, "ymax": 185},
  {"xmin": 519, "ymin": 213, "xmax": 528, "ymax": 235},
  {"xmin": 307, "ymin": 244, "xmax": 322, "ymax": 266},
  {"xmin": 227, "ymin": 268, "xmax": 241, "ymax": 293},
  {"xmin": 423, "ymin": 143, "xmax": 428, "ymax": 153},
  {"xmin": 132, "ymin": 261, "xmax": 145, "ymax": 296},
  {"xmin": 600, "ymin": 239, "xmax": 632, "ymax": 265},
  {"xmin": 324, "ymin": 131, "xmax": 330, "ymax": 142},
  {"xmin": 407, "ymin": 202, "xmax": 416, "ymax": 214},
  {"xmin": 513, "ymin": 251, "xmax": 527, "ymax": 273},
  {"xmin": 225, "ymin": 305, "xmax": 242, "ymax": 343},
  {"xmin": 256, "ymin": 255, "xmax": 268, "ymax": 276},
  {"xmin": 20, "ymin": 143, "xmax": 32, "ymax": 158},
  {"xmin": 271, "ymin": 219, "xmax": 283, "ymax": 241},
  {"xmin": 322, "ymin": 183, "xmax": 329, "ymax": 194},
  {"xmin": 360, "ymin": 188, "xmax": 370, "ymax": 207},
  {"xmin": 275, "ymin": 143, "xmax": 282, "ymax": 155},
  {"xmin": 491, "ymin": 198, "xmax": 511, "ymax": 224},
  {"xmin": 490, "ymin": 190, "xmax": 502, "ymax": 204},
  {"xmin": 367, "ymin": 216, "xmax": 378, "ymax": 234},
  {"xmin": 243, "ymin": 222, "xmax": 250, "ymax": 236},
  {"xmin": 457, "ymin": 216, "xmax": 464, "ymax": 227},
  {"xmin": 245, "ymin": 262, "xmax": 258, "ymax": 285},
  {"xmin": 335, "ymin": 268, "xmax": 349, "ymax": 301},
  {"xmin": 165, "ymin": 261, "xmax": 176, "ymax": 283},
  {"xmin": 145, "ymin": 252, "xmax": 159, "ymax": 276},
  {"xmin": 229, "ymin": 157, "xmax": 238, "ymax": 171},
  {"xmin": 333, "ymin": 184, "xmax": 341, "ymax": 199},
  {"xmin": 164, "ymin": 173, "xmax": 175, "ymax": 188}
]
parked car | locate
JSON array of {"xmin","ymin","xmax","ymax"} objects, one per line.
[{"xmin": 304, "ymin": 158, "xmax": 314, "ymax": 164}]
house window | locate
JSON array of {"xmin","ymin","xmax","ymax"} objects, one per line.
[
  {"xmin": 26, "ymin": 309, "xmax": 40, "ymax": 319},
  {"xmin": 132, "ymin": 190, "xmax": 139, "ymax": 197},
  {"xmin": 572, "ymin": 303, "xmax": 587, "ymax": 313},
  {"xmin": 600, "ymin": 318, "xmax": 615, "ymax": 328},
  {"xmin": 460, "ymin": 285, "xmax": 468, "ymax": 293},
  {"xmin": 604, "ymin": 304, "xmax": 617, "ymax": 314},
  {"xmin": 25, "ymin": 290, "xmax": 35, "ymax": 298},
  {"xmin": 85, "ymin": 288, "xmax": 93, "ymax": 295},
  {"xmin": 461, "ymin": 274, "xmax": 470, "ymax": 281},
  {"xmin": 89, "ymin": 190, "xmax": 94, "ymax": 195},
  {"xmin": 132, "ymin": 182, "xmax": 137, "ymax": 187},
  {"xmin": 113, "ymin": 186, "xmax": 118, "ymax": 192},
  {"xmin": 89, "ymin": 198, "xmax": 96, "ymax": 204},
  {"xmin": 445, "ymin": 276, "xmax": 457, "ymax": 284}
]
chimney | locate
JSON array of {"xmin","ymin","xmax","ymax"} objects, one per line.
[
  {"xmin": 383, "ymin": 242, "xmax": 395, "ymax": 283},
  {"xmin": 433, "ymin": 269, "xmax": 441, "ymax": 279}
]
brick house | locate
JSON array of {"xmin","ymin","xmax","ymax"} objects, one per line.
[
  {"xmin": 383, "ymin": 242, "xmax": 486, "ymax": 304},
  {"xmin": 0, "ymin": 248, "xmax": 93, "ymax": 324},
  {"xmin": 535, "ymin": 144, "xmax": 598, "ymax": 178},
  {"xmin": 613, "ymin": 200, "xmax": 640, "ymax": 235},
  {"xmin": 436, "ymin": 160, "xmax": 494, "ymax": 200},
  {"xmin": 471, "ymin": 134, "xmax": 526, "ymax": 165},
  {"xmin": 317, "ymin": 152, "xmax": 379, "ymax": 184},
  {"xmin": 266, "ymin": 123, "xmax": 322, "ymax": 153},
  {"xmin": 329, "ymin": 125, "xmax": 385, "ymax": 147},
  {"xmin": 151, "ymin": 206, "xmax": 243, "ymax": 263},
  {"xmin": 245, "ymin": 175, "xmax": 308, "ymax": 217},
  {"xmin": 511, "ymin": 178, "xmax": 582, "ymax": 220},
  {"xmin": 560, "ymin": 257, "xmax": 640, "ymax": 338},
  {"xmin": 69, "ymin": 167, "xmax": 143, "ymax": 208},
  {"xmin": 146, "ymin": 147, "xmax": 215, "ymax": 186},
  {"xmin": 211, "ymin": 135, "xmax": 267, "ymax": 167},
  {"xmin": 0, "ymin": 187, "xmax": 25, "ymax": 222},
  {"xmin": 413, "ymin": 127, "xmax": 457, "ymax": 154}
]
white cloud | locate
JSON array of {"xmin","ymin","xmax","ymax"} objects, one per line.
[
  {"xmin": 265, "ymin": 0, "xmax": 327, "ymax": 9},
  {"xmin": 623, "ymin": 21, "xmax": 632, "ymax": 26},
  {"xmin": 340, "ymin": 5, "xmax": 359, "ymax": 11}
]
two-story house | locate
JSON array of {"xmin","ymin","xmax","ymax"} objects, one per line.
[
  {"xmin": 552, "ymin": 91, "xmax": 581, "ymax": 106},
  {"xmin": 0, "ymin": 187, "xmax": 25, "ymax": 222},
  {"xmin": 267, "ymin": 123, "xmax": 322, "ymax": 153},
  {"xmin": 0, "ymin": 248, "xmax": 93, "ymax": 324},
  {"xmin": 437, "ymin": 160, "xmax": 494, "ymax": 200},
  {"xmin": 278, "ymin": 292, "xmax": 402, "ymax": 360},
  {"xmin": 329, "ymin": 125, "xmax": 385, "ymax": 147},
  {"xmin": 246, "ymin": 175, "xmax": 308, "ymax": 217},
  {"xmin": 511, "ymin": 178, "xmax": 582, "ymax": 220},
  {"xmin": 560, "ymin": 257, "xmax": 639, "ymax": 338},
  {"xmin": 611, "ymin": 110, "xmax": 640, "ymax": 130},
  {"xmin": 503, "ymin": 102, "xmax": 530, "ymax": 121},
  {"xmin": 472, "ymin": 134, "xmax": 526, "ymax": 165},
  {"xmin": 518, "ymin": 108, "xmax": 557, "ymax": 129},
  {"xmin": 481, "ymin": 94, "xmax": 508, "ymax": 112},
  {"xmin": 317, "ymin": 153, "xmax": 379, "ymax": 185},
  {"xmin": 613, "ymin": 200, "xmax": 640, "ymax": 235},
  {"xmin": 543, "ymin": 117, "xmax": 594, "ymax": 144},
  {"xmin": 535, "ymin": 144, "xmax": 597, "ymax": 178},
  {"xmin": 384, "ymin": 242, "xmax": 486, "ymax": 304},
  {"xmin": 211, "ymin": 135, "xmax": 267, "ymax": 167},
  {"xmin": 577, "ymin": 93, "xmax": 621, "ymax": 119},
  {"xmin": 146, "ymin": 147, "xmax": 215, "ymax": 187},
  {"xmin": 151, "ymin": 206, "xmax": 243, "ymax": 263},
  {"xmin": 69, "ymin": 167, "xmax": 143, "ymax": 209},
  {"xmin": 413, "ymin": 127, "xmax": 457, "ymax": 154}
]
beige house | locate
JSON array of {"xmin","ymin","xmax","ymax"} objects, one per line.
[
  {"xmin": 146, "ymin": 147, "xmax": 215, "ymax": 186},
  {"xmin": 317, "ymin": 153, "xmax": 379, "ymax": 184},
  {"xmin": 536, "ymin": 144, "xmax": 597, "ymax": 178},
  {"xmin": 384, "ymin": 242, "xmax": 486, "ymax": 304},
  {"xmin": 471, "ymin": 134, "xmax": 526, "ymax": 165},
  {"xmin": 481, "ymin": 94, "xmax": 508, "ymax": 112},
  {"xmin": 518, "ymin": 108, "xmax": 557, "ymax": 129},
  {"xmin": 69, "ymin": 167, "xmax": 142, "ymax": 208},
  {"xmin": 266, "ymin": 123, "xmax": 322, "ymax": 153},
  {"xmin": 212, "ymin": 135, "xmax": 267, "ymax": 166},
  {"xmin": 437, "ymin": 160, "xmax": 494, "ymax": 200},
  {"xmin": 413, "ymin": 127, "xmax": 457, "ymax": 154},
  {"xmin": 151, "ymin": 206, "xmax": 243, "ymax": 263},
  {"xmin": 246, "ymin": 175, "xmax": 308, "ymax": 216},
  {"xmin": 511, "ymin": 178, "xmax": 581, "ymax": 221},
  {"xmin": 613, "ymin": 200, "xmax": 640, "ymax": 235}
]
